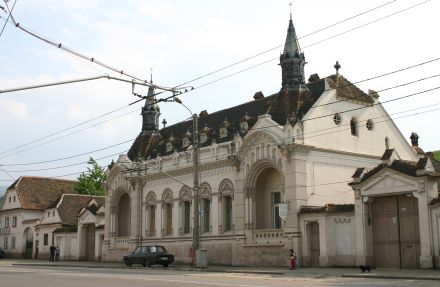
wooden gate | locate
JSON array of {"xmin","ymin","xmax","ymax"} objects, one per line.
[
  {"xmin": 372, "ymin": 196, "xmax": 420, "ymax": 268},
  {"xmin": 308, "ymin": 221, "xmax": 320, "ymax": 267},
  {"xmin": 85, "ymin": 225, "xmax": 95, "ymax": 261}
]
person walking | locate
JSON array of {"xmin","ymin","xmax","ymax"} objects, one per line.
[
  {"xmin": 55, "ymin": 246, "xmax": 60, "ymax": 261},
  {"xmin": 289, "ymin": 249, "xmax": 296, "ymax": 270},
  {"xmin": 49, "ymin": 244, "xmax": 56, "ymax": 262}
]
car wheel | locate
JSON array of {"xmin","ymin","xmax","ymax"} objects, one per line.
[
  {"xmin": 145, "ymin": 261, "xmax": 152, "ymax": 268},
  {"xmin": 125, "ymin": 261, "xmax": 132, "ymax": 267},
  {"xmin": 163, "ymin": 263, "xmax": 169, "ymax": 268}
]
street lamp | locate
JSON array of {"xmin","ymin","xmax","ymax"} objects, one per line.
[{"xmin": 173, "ymin": 97, "xmax": 200, "ymax": 267}]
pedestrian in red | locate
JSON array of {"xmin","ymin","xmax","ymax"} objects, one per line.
[{"xmin": 289, "ymin": 249, "xmax": 296, "ymax": 270}]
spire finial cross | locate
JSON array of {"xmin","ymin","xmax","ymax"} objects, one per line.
[
  {"xmin": 289, "ymin": 2, "xmax": 292, "ymax": 20},
  {"xmin": 150, "ymin": 67, "xmax": 153, "ymax": 83}
]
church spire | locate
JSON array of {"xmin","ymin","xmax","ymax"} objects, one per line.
[
  {"xmin": 280, "ymin": 8, "xmax": 307, "ymax": 92},
  {"xmin": 141, "ymin": 77, "xmax": 160, "ymax": 135}
]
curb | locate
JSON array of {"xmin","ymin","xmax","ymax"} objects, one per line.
[
  {"xmin": 341, "ymin": 274, "xmax": 440, "ymax": 281},
  {"xmin": 11, "ymin": 263, "xmax": 285, "ymax": 275}
]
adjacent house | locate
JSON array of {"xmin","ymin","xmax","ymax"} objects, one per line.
[
  {"xmin": 0, "ymin": 176, "xmax": 77, "ymax": 258},
  {"xmin": 102, "ymin": 15, "xmax": 424, "ymax": 267},
  {"xmin": 35, "ymin": 194, "xmax": 105, "ymax": 260}
]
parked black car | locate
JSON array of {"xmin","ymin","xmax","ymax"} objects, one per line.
[
  {"xmin": 123, "ymin": 245, "xmax": 174, "ymax": 267},
  {"xmin": 0, "ymin": 247, "xmax": 5, "ymax": 259}
]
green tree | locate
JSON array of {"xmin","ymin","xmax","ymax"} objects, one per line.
[{"xmin": 74, "ymin": 158, "xmax": 107, "ymax": 196}]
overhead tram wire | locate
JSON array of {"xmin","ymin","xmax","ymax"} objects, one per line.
[
  {"xmin": 1, "ymin": 73, "xmax": 439, "ymax": 166},
  {"xmin": 4, "ymin": 94, "xmax": 440, "ymax": 172},
  {"xmin": 0, "ymin": 1, "xmax": 432, "ymax": 157},
  {"xmin": 172, "ymin": 0, "xmax": 398, "ymax": 89},
  {"xmin": 28, "ymin": 102, "xmax": 439, "ymax": 181},
  {"xmin": 172, "ymin": 0, "xmax": 427, "ymax": 89},
  {"xmin": 0, "ymin": 0, "xmax": 17, "ymax": 38},
  {"xmin": 2, "ymin": 150, "xmax": 128, "ymax": 173},
  {"xmin": 2, "ymin": 2, "xmax": 183, "ymax": 94}
]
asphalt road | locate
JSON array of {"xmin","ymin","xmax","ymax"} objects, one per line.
[{"xmin": 0, "ymin": 265, "xmax": 439, "ymax": 287}]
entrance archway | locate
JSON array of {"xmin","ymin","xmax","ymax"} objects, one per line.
[
  {"xmin": 255, "ymin": 167, "xmax": 283, "ymax": 229},
  {"xmin": 117, "ymin": 193, "xmax": 131, "ymax": 237},
  {"xmin": 23, "ymin": 227, "xmax": 33, "ymax": 259},
  {"xmin": 246, "ymin": 159, "xmax": 284, "ymax": 230}
]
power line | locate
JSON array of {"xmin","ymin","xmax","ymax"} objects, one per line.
[
  {"xmin": 2, "ymin": 150, "xmax": 127, "ymax": 173},
  {"xmin": 0, "ymin": 0, "xmax": 17, "ymax": 38},
  {"xmin": 0, "ymin": 138, "xmax": 134, "ymax": 167},
  {"xmin": 2, "ymin": 77, "xmax": 438, "ymax": 168},
  {"xmin": 2, "ymin": 1, "xmax": 181, "ymax": 93},
  {"xmin": 0, "ymin": 1, "xmax": 433, "ymax": 161},
  {"xmin": 173, "ymin": 0, "xmax": 429, "ymax": 89},
  {"xmin": 0, "ymin": 108, "xmax": 139, "ymax": 160},
  {"xmin": 25, "ymin": 103, "xmax": 440, "ymax": 178}
]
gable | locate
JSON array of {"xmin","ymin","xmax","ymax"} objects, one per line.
[
  {"xmin": 362, "ymin": 170, "xmax": 418, "ymax": 196},
  {"xmin": 78, "ymin": 209, "xmax": 97, "ymax": 225},
  {"xmin": 1, "ymin": 189, "xmax": 22, "ymax": 210}
]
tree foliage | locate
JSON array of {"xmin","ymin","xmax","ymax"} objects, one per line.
[
  {"xmin": 434, "ymin": 151, "xmax": 440, "ymax": 161},
  {"xmin": 74, "ymin": 158, "xmax": 107, "ymax": 196}
]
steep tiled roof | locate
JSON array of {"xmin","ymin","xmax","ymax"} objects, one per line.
[
  {"xmin": 299, "ymin": 204, "xmax": 354, "ymax": 214},
  {"xmin": 328, "ymin": 75, "xmax": 373, "ymax": 104},
  {"xmin": 128, "ymin": 76, "xmax": 341, "ymax": 161},
  {"xmin": 56, "ymin": 194, "xmax": 105, "ymax": 225},
  {"xmin": 7, "ymin": 176, "xmax": 77, "ymax": 210},
  {"xmin": 352, "ymin": 156, "xmax": 440, "ymax": 185}
]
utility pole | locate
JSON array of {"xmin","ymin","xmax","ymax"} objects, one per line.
[{"xmin": 192, "ymin": 113, "xmax": 200, "ymax": 267}]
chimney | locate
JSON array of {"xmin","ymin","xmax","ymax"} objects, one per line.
[
  {"xmin": 410, "ymin": 132, "xmax": 419, "ymax": 147},
  {"xmin": 253, "ymin": 91, "xmax": 264, "ymax": 101}
]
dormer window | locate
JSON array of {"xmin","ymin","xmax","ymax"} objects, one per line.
[
  {"xmin": 240, "ymin": 121, "xmax": 248, "ymax": 131},
  {"xmin": 219, "ymin": 127, "xmax": 228, "ymax": 138},
  {"xmin": 219, "ymin": 119, "xmax": 229, "ymax": 139},
  {"xmin": 200, "ymin": 132, "xmax": 208, "ymax": 144},
  {"xmin": 166, "ymin": 135, "xmax": 175, "ymax": 152},
  {"xmin": 166, "ymin": 142, "xmax": 173, "ymax": 152},
  {"xmin": 181, "ymin": 130, "xmax": 191, "ymax": 148}
]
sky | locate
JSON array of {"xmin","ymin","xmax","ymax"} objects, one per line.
[{"xmin": 0, "ymin": 0, "xmax": 439, "ymax": 186}]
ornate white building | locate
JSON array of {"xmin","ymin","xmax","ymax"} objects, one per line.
[{"xmin": 102, "ymin": 16, "xmax": 429, "ymax": 267}]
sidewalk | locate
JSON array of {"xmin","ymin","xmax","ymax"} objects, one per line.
[{"xmin": 2, "ymin": 259, "xmax": 440, "ymax": 281}]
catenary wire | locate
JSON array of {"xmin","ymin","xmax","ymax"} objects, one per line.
[
  {"xmin": 0, "ymin": 1, "xmax": 433, "ymax": 162},
  {"xmin": 12, "ymin": 104, "xmax": 437, "ymax": 179},
  {"xmin": 1, "ymin": 73, "xmax": 438, "ymax": 166},
  {"xmin": 0, "ymin": 0, "xmax": 16, "ymax": 38}
]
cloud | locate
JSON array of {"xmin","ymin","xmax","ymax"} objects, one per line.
[{"xmin": 0, "ymin": 99, "xmax": 29, "ymax": 119}]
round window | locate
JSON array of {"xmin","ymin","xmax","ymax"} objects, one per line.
[
  {"xmin": 366, "ymin": 119, "xmax": 374, "ymax": 131},
  {"xmin": 333, "ymin": 113, "xmax": 342, "ymax": 125}
]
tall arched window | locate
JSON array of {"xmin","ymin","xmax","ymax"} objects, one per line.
[
  {"xmin": 199, "ymin": 182, "xmax": 212, "ymax": 234},
  {"xmin": 218, "ymin": 179, "xmax": 234, "ymax": 233},
  {"xmin": 350, "ymin": 118, "xmax": 358, "ymax": 136},
  {"xmin": 179, "ymin": 186, "xmax": 192, "ymax": 235},
  {"xmin": 161, "ymin": 189, "xmax": 174, "ymax": 237},
  {"xmin": 145, "ymin": 191, "xmax": 156, "ymax": 237}
]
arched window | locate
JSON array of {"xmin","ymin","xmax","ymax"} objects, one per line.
[
  {"xmin": 145, "ymin": 191, "xmax": 156, "ymax": 237},
  {"xmin": 117, "ymin": 193, "xmax": 131, "ymax": 237},
  {"xmin": 179, "ymin": 186, "xmax": 192, "ymax": 235},
  {"xmin": 200, "ymin": 183, "xmax": 212, "ymax": 233},
  {"xmin": 218, "ymin": 179, "xmax": 234, "ymax": 233},
  {"xmin": 161, "ymin": 189, "xmax": 174, "ymax": 237},
  {"xmin": 350, "ymin": 118, "xmax": 358, "ymax": 136}
]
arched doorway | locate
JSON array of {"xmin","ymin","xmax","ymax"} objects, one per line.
[
  {"xmin": 254, "ymin": 167, "xmax": 283, "ymax": 230},
  {"xmin": 117, "ymin": 193, "xmax": 131, "ymax": 237},
  {"xmin": 23, "ymin": 227, "xmax": 33, "ymax": 259},
  {"xmin": 85, "ymin": 225, "xmax": 96, "ymax": 261}
]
